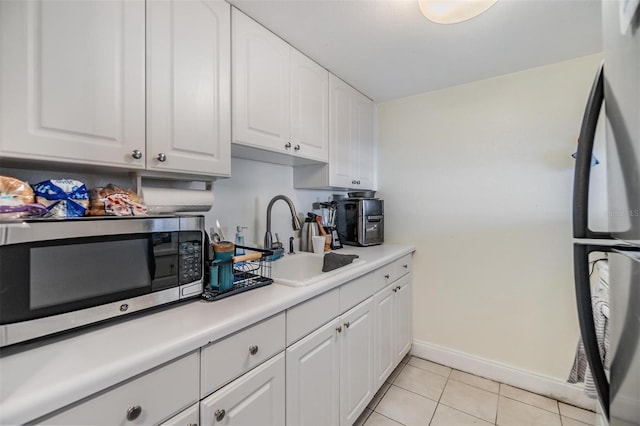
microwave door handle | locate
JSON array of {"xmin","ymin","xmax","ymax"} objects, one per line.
[
  {"xmin": 573, "ymin": 63, "xmax": 612, "ymax": 240},
  {"xmin": 367, "ymin": 215, "xmax": 383, "ymax": 222},
  {"xmin": 147, "ymin": 237, "xmax": 156, "ymax": 280}
]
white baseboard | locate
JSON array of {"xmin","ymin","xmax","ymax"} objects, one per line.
[{"xmin": 411, "ymin": 339, "xmax": 597, "ymax": 411}]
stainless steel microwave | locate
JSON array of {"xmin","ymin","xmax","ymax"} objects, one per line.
[{"xmin": 0, "ymin": 215, "xmax": 205, "ymax": 347}]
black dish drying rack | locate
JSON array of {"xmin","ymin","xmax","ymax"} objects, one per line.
[{"xmin": 202, "ymin": 245, "xmax": 274, "ymax": 302}]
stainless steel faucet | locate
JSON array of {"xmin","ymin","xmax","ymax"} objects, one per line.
[{"xmin": 264, "ymin": 195, "xmax": 302, "ymax": 250}]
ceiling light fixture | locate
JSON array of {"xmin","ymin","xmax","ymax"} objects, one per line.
[{"xmin": 418, "ymin": 0, "xmax": 498, "ymax": 24}]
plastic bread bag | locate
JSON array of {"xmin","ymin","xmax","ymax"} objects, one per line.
[
  {"xmin": 32, "ymin": 179, "xmax": 90, "ymax": 218},
  {"xmin": 0, "ymin": 175, "xmax": 47, "ymax": 219},
  {"xmin": 87, "ymin": 184, "xmax": 148, "ymax": 216}
]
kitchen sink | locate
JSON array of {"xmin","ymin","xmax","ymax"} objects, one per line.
[{"xmin": 270, "ymin": 252, "xmax": 365, "ymax": 287}]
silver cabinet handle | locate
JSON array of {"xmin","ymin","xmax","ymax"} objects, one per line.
[
  {"xmin": 131, "ymin": 149, "xmax": 142, "ymax": 160},
  {"xmin": 126, "ymin": 405, "xmax": 142, "ymax": 421},
  {"xmin": 214, "ymin": 409, "xmax": 226, "ymax": 422},
  {"xmin": 294, "ymin": 144, "xmax": 300, "ymax": 151},
  {"xmin": 336, "ymin": 326, "xmax": 342, "ymax": 333},
  {"xmin": 403, "ymin": 264, "xmax": 408, "ymax": 269},
  {"xmin": 344, "ymin": 322, "xmax": 350, "ymax": 329},
  {"xmin": 352, "ymin": 180, "xmax": 357, "ymax": 184},
  {"xmin": 396, "ymin": 286, "xmax": 401, "ymax": 291},
  {"xmin": 249, "ymin": 345, "xmax": 259, "ymax": 355},
  {"xmin": 285, "ymin": 142, "xmax": 292, "ymax": 149},
  {"xmin": 393, "ymin": 288, "xmax": 397, "ymax": 293},
  {"xmin": 157, "ymin": 153, "xmax": 167, "ymax": 162},
  {"xmin": 384, "ymin": 274, "xmax": 390, "ymax": 279}
]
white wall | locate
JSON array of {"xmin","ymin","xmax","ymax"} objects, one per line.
[
  {"xmin": 377, "ymin": 53, "xmax": 606, "ymax": 381},
  {"xmin": 204, "ymin": 158, "xmax": 336, "ymax": 248}
]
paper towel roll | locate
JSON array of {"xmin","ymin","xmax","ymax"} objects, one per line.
[{"xmin": 141, "ymin": 186, "xmax": 214, "ymax": 213}]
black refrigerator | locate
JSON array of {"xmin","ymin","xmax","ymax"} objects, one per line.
[{"xmin": 572, "ymin": 1, "xmax": 640, "ymax": 425}]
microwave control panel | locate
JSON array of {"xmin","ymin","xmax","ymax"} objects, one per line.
[{"xmin": 179, "ymin": 232, "xmax": 203, "ymax": 285}]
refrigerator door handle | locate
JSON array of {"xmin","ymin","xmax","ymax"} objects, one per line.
[
  {"xmin": 573, "ymin": 63, "xmax": 613, "ymax": 240},
  {"xmin": 574, "ymin": 243, "xmax": 610, "ymax": 419}
]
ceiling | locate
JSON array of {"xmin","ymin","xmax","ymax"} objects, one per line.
[{"xmin": 228, "ymin": 0, "xmax": 603, "ymax": 102}]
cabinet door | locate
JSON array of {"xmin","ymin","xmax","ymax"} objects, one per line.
[
  {"xmin": 201, "ymin": 353, "xmax": 285, "ymax": 426},
  {"xmin": 0, "ymin": 0, "xmax": 145, "ymax": 168},
  {"xmin": 232, "ymin": 8, "xmax": 290, "ymax": 153},
  {"xmin": 352, "ymin": 92, "xmax": 375, "ymax": 190},
  {"xmin": 395, "ymin": 276, "xmax": 413, "ymax": 361},
  {"xmin": 147, "ymin": 0, "xmax": 230, "ymax": 176},
  {"xmin": 159, "ymin": 402, "xmax": 199, "ymax": 426},
  {"xmin": 290, "ymin": 49, "xmax": 328, "ymax": 162},
  {"xmin": 328, "ymin": 74, "xmax": 355, "ymax": 188},
  {"xmin": 373, "ymin": 284, "xmax": 396, "ymax": 390},
  {"xmin": 286, "ymin": 318, "xmax": 340, "ymax": 426},
  {"xmin": 339, "ymin": 297, "xmax": 374, "ymax": 426}
]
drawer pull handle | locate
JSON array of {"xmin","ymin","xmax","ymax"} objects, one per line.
[
  {"xmin": 249, "ymin": 345, "xmax": 259, "ymax": 355},
  {"xmin": 403, "ymin": 264, "xmax": 408, "ymax": 269},
  {"xmin": 215, "ymin": 409, "xmax": 226, "ymax": 422},
  {"xmin": 396, "ymin": 286, "xmax": 401, "ymax": 291},
  {"xmin": 336, "ymin": 326, "xmax": 342, "ymax": 333},
  {"xmin": 126, "ymin": 405, "xmax": 142, "ymax": 421},
  {"xmin": 393, "ymin": 288, "xmax": 398, "ymax": 293},
  {"xmin": 384, "ymin": 274, "xmax": 390, "ymax": 279},
  {"xmin": 344, "ymin": 322, "xmax": 350, "ymax": 329}
]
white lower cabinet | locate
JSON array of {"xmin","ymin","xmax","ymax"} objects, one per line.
[
  {"xmin": 286, "ymin": 297, "xmax": 374, "ymax": 426},
  {"xmin": 160, "ymin": 402, "xmax": 199, "ymax": 426},
  {"xmin": 340, "ymin": 297, "xmax": 375, "ymax": 426},
  {"xmin": 201, "ymin": 352, "xmax": 285, "ymax": 426},
  {"xmin": 41, "ymin": 351, "xmax": 200, "ymax": 425},
  {"xmin": 395, "ymin": 276, "xmax": 413, "ymax": 361},
  {"xmin": 374, "ymin": 274, "xmax": 413, "ymax": 389},
  {"xmin": 286, "ymin": 318, "xmax": 341, "ymax": 426}
]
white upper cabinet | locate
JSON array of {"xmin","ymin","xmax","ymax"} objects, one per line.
[
  {"xmin": 290, "ymin": 49, "xmax": 329, "ymax": 162},
  {"xmin": 231, "ymin": 8, "xmax": 328, "ymax": 164},
  {"xmin": 294, "ymin": 74, "xmax": 376, "ymax": 190},
  {"xmin": 1, "ymin": 0, "xmax": 230, "ymax": 178},
  {"xmin": 147, "ymin": 0, "xmax": 231, "ymax": 177},
  {"xmin": 329, "ymin": 75, "xmax": 375, "ymax": 189},
  {"xmin": 0, "ymin": 0, "xmax": 146, "ymax": 169},
  {"xmin": 232, "ymin": 8, "xmax": 290, "ymax": 153}
]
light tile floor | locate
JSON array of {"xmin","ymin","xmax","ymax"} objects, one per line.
[{"xmin": 354, "ymin": 355, "xmax": 597, "ymax": 426}]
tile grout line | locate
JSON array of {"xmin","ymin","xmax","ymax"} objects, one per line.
[{"xmin": 497, "ymin": 389, "xmax": 564, "ymax": 417}]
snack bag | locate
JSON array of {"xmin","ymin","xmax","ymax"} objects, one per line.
[
  {"xmin": 88, "ymin": 184, "xmax": 147, "ymax": 216},
  {"xmin": 32, "ymin": 179, "xmax": 89, "ymax": 218}
]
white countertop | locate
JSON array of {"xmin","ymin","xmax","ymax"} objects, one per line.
[{"xmin": 0, "ymin": 244, "xmax": 414, "ymax": 425}]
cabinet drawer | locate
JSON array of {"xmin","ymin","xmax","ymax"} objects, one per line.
[
  {"xmin": 373, "ymin": 263, "xmax": 396, "ymax": 293},
  {"xmin": 395, "ymin": 254, "xmax": 412, "ymax": 278},
  {"xmin": 340, "ymin": 273, "xmax": 373, "ymax": 313},
  {"xmin": 287, "ymin": 288, "xmax": 339, "ymax": 346},
  {"xmin": 201, "ymin": 313, "xmax": 285, "ymax": 397},
  {"xmin": 159, "ymin": 402, "xmax": 199, "ymax": 426},
  {"xmin": 42, "ymin": 351, "xmax": 199, "ymax": 425}
]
